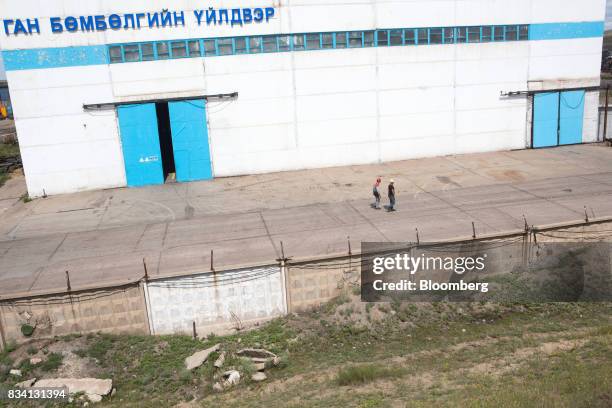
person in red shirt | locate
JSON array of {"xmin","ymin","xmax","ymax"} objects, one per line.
[{"xmin": 372, "ymin": 177, "xmax": 382, "ymax": 209}]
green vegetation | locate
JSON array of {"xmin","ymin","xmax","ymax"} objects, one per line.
[
  {"xmin": 406, "ymin": 335, "xmax": 612, "ymax": 408},
  {"xmin": 0, "ymin": 142, "xmax": 20, "ymax": 188},
  {"xmin": 0, "ymin": 143, "xmax": 19, "ymax": 159},
  {"xmin": 337, "ymin": 364, "xmax": 406, "ymax": 386},
  {"xmin": 0, "ymin": 301, "xmax": 610, "ymax": 407},
  {"xmin": 20, "ymin": 324, "xmax": 34, "ymax": 337},
  {"xmin": 39, "ymin": 353, "xmax": 64, "ymax": 372}
]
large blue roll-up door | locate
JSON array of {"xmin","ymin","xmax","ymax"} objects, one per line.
[
  {"xmin": 533, "ymin": 92, "xmax": 560, "ymax": 148},
  {"xmin": 559, "ymin": 90, "xmax": 585, "ymax": 145},
  {"xmin": 533, "ymin": 90, "xmax": 585, "ymax": 148},
  {"xmin": 168, "ymin": 99, "xmax": 213, "ymax": 182},
  {"xmin": 117, "ymin": 103, "xmax": 164, "ymax": 187}
]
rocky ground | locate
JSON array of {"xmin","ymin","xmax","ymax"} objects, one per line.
[{"xmin": 1, "ymin": 296, "xmax": 611, "ymax": 407}]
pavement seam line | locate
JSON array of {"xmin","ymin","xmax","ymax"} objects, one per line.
[
  {"xmin": 161, "ymin": 222, "xmax": 169, "ymax": 249},
  {"xmin": 419, "ymin": 185, "xmax": 502, "ymax": 233},
  {"xmin": 506, "ymin": 183, "xmax": 587, "ymax": 218},
  {"xmin": 345, "ymin": 201, "xmax": 392, "ymax": 242},
  {"xmin": 576, "ymin": 173, "xmax": 612, "ymax": 188},
  {"xmin": 134, "ymin": 224, "xmax": 151, "ymax": 250},
  {"xmin": 164, "ymin": 233, "xmax": 272, "ymax": 252},
  {"xmin": 27, "ymin": 233, "xmax": 68, "ymax": 291},
  {"xmin": 95, "ymin": 195, "xmax": 113, "ymax": 229},
  {"xmin": 259, "ymin": 212, "xmax": 280, "ymax": 259},
  {"xmin": 0, "ymin": 241, "xmax": 13, "ymax": 258}
]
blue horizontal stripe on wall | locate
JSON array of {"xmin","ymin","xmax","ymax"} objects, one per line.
[
  {"xmin": 1, "ymin": 21, "xmax": 604, "ymax": 71},
  {"xmin": 2, "ymin": 45, "xmax": 108, "ymax": 71},
  {"xmin": 529, "ymin": 21, "xmax": 604, "ymax": 41}
]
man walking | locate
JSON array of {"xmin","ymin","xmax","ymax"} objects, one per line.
[
  {"xmin": 387, "ymin": 179, "xmax": 396, "ymax": 212},
  {"xmin": 372, "ymin": 177, "xmax": 382, "ymax": 209}
]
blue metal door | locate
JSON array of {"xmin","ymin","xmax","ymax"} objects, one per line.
[
  {"xmin": 559, "ymin": 90, "xmax": 585, "ymax": 145},
  {"xmin": 168, "ymin": 99, "xmax": 213, "ymax": 182},
  {"xmin": 533, "ymin": 92, "xmax": 560, "ymax": 148},
  {"xmin": 117, "ymin": 104, "xmax": 164, "ymax": 187}
]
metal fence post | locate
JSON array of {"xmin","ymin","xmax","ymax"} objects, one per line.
[{"xmin": 604, "ymin": 84, "xmax": 609, "ymax": 141}]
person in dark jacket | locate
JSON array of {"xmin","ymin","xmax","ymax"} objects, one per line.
[
  {"xmin": 372, "ymin": 177, "xmax": 382, "ymax": 209},
  {"xmin": 387, "ymin": 179, "xmax": 396, "ymax": 212}
]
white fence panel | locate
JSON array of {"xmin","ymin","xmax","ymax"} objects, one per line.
[{"xmin": 146, "ymin": 265, "xmax": 286, "ymax": 335}]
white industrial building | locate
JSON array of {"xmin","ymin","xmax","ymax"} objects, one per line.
[{"xmin": 0, "ymin": 0, "xmax": 606, "ymax": 196}]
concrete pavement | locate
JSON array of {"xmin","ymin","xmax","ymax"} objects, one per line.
[{"xmin": 2, "ymin": 143, "xmax": 612, "ymax": 297}]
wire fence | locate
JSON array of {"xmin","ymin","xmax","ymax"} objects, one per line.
[{"xmin": 1, "ymin": 217, "xmax": 611, "ymax": 350}]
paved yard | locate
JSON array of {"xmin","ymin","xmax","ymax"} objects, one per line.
[{"xmin": 2, "ymin": 144, "xmax": 612, "ymax": 297}]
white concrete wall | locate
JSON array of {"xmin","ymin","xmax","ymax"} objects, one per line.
[
  {"xmin": 0, "ymin": 0, "xmax": 606, "ymax": 195},
  {"xmin": 7, "ymin": 65, "xmax": 125, "ymax": 195},
  {"xmin": 145, "ymin": 266, "xmax": 286, "ymax": 336},
  {"xmin": 206, "ymin": 40, "xmax": 534, "ymax": 177}
]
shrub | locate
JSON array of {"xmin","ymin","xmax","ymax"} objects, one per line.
[
  {"xmin": 5, "ymin": 341, "xmax": 17, "ymax": 353},
  {"xmin": 21, "ymin": 324, "xmax": 35, "ymax": 337}
]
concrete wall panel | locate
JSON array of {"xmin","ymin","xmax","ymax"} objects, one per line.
[
  {"xmin": 377, "ymin": 61, "xmax": 455, "ymax": 89},
  {"xmin": 287, "ymin": 259, "xmax": 358, "ymax": 312},
  {"xmin": 530, "ymin": 0, "xmax": 606, "ymax": 24},
  {"xmin": 297, "ymin": 116, "xmax": 377, "ymax": 147},
  {"xmin": 145, "ymin": 266, "xmax": 286, "ymax": 336},
  {"xmin": 528, "ymin": 38, "xmax": 603, "ymax": 81},
  {"xmin": 0, "ymin": 285, "xmax": 148, "ymax": 347},
  {"xmin": 379, "ymin": 134, "xmax": 456, "ymax": 161},
  {"xmin": 211, "ymin": 124, "xmax": 296, "ymax": 157},
  {"xmin": 379, "ymin": 112, "xmax": 455, "ymax": 141},
  {"xmin": 379, "ymin": 87, "xmax": 455, "ymax": 116}
]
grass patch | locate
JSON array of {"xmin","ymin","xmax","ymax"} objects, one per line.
[
  {"xmin": 336, "ymin": 364, "xmax": 406, "ymax": 386},
  {"xmin": 321, "ymin": 293, "xmax": 351, "ymax": 314},
  {"xmin": 86, "ymin": 333, "xmax": 116, "ymax": 361},
  {"xmin": 0, "ymin": 172, "xmax": 7, "ymax": 188},
  {"xmin": 0, "ymin": 142, "xmax": 20, "ymax": 188},
  {"xmin": 39, "ymin": 352, "xmax": 63, "ymax": 372},
  {"xmin": 0, "ymin": 143, "xmax": 19, "ymax": 159},
  {"xmin": 421, "ymin": 341, "xmax": 612, "ymax": 408}
]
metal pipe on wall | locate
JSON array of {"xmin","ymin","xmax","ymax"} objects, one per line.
[
  {"xmin": 0, "ymin": 307, "xmax": 7, "ymax": 351},
  {"xmin": 604, "ymin": 85, "xmax": 609, "ymax": 141}
]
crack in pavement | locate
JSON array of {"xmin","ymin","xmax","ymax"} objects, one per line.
[{"xmin": 259, "ymin": 211, "xmax": 280, "ymax": 259}]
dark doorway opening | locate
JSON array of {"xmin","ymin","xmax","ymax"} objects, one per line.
[{"xmin": 155, "ymin": 102, "xmax": 176, "ymax": 182}]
